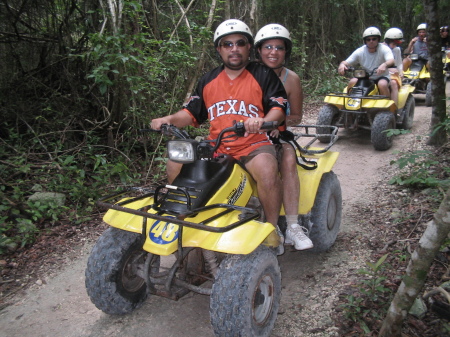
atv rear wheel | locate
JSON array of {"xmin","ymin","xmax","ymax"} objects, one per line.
[
  {"xmin": 371, "ymin": 112, "xmax": 395, "ymax": 151},
  {"xmin": 85, "ymin": 227, "xmax": 157, "ymax": 315},
  {"xmin": 308, "ymin": 171, "xmax": 342, "ymax": 252},
  {"xmin": 210, "ymin": 246, "xmax": 281, "ymax": 337},
  {"xmin": 317, "ymin": 104, "xmax": 339, "ymax": 143},
  {"xmin": 398, "ymin": 94, "xmax": 415, "ymax": 130},
  {"xmin": 425, "ymin": 81, "xmax": 432, "ymax": 107}
]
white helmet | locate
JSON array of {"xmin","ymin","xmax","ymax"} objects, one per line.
[
  {"xmin": 417, "ymin": 23, "xmax": 427, "ymax": 32},
  {"xmin": 254, "ymin": 23, "xmax": 292, "ymax": 58},
  {"xmin": 384, "ymin": 27, "xmax": 404, "ymax": 40},
  {"xmin": 363, "ymin": 27, "xmax": 381, "ymax": 39},
  {"xmin": 213, "ymin": 19, "xmax": 253, "ymax": 47},
  {"xmin": 255, "ymin": 24, "xmax": 291, "ymax": 47}
]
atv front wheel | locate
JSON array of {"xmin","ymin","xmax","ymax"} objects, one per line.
[
  {"xmin": 371, "ymin": 112, "xmax": 395, "ymax": 151},
  {"xmin": 425, "ymin": 81, "xmax": 432, "ymax": 107},
  {"xmin": 85, "ymin": 227, "xmax": 157, "ymax": 315},
  {"xmin": 398, "ymin": 94, "xmax": 415, "ymax": 130},
  {"xmin": 317, "ymin": 104, "xmax": 339, "ymax": 143},
  {"xmin": 210, "ymin": 246, "xmax": 281, "ymax": 337},
  {"xmin": 308, "ymin": 171, "xmax": 342, "ymax": 252}
]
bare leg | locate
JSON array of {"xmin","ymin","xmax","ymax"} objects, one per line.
[
  {"xmin": 378, "ymin": 79, "xmax": 390, "ymax": 97},
  {"xmin": 390, "ymin": 79, "xmax": 399, "ymax": 108},
  {"xmin": 280, "ymin": 144, "xmax": 299, "ymax": 217},
  {"xmin": 245, "ymin": 153, "xmax": 282, "ymax": 227},
  {"xmin": 279, "ymin": 144, "xmax": 313, "ymax": 250},
  {"xmin": 347, "ymin": 77, "xmax": 358, "ymax": 91},
  {"xmin": 403, "ymin": 57, "xmax": 412, "ymax": 71},
  {"xmin": 166, "ymin": 160, "xmax": 182, "ymax": 184}
]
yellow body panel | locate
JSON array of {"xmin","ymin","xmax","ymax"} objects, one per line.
[
  {"xmin": 280, "ymin": 149, "xmax": 339, "ymax": 215},
  {"xmin": 397, "ymin": 85, "xmax": 415, "ymax": 108},
  {"xmin": 103, "ymin": 164, "xmax": 277, "ymax": 256},
  {"xmin": 324, "ymin": 87, "xmax": 396, "ymax": 112},
  {"xmin": 103, "ymin": 197, "xmax": 153, "ymax": 234},
  {"xmin": 143, "ymin": 212, "xmax": 275, "ymax": 256},
  {"xmin": 404, "ymin": 65, "xmax": 430, "ymax": 80}
]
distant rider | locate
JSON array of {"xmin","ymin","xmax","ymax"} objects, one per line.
[
  {"xmin": 338, "ymin": 27, "xmax": 394, "ymax": 97},
  {"xmin": 441, "ymin": 26, "xmax": 450, "ymax": 58},
  {"xmin": 403, "ymin": 23, "xmax": 428, "ymax": 71},
  {"xmin": 383, "ymin": 27, "xmax": 404, "ymax": 107}
]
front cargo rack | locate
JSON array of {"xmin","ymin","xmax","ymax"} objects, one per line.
[{"xmin": 97, "ymin": 187, "xmax": 261, "ymax": 234}]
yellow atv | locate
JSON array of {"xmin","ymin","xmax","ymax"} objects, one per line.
[
  {"xmin": 317, "ymin": 68, "xmax": 415, "ymax": 151},
  {"xmin": 403, "ymin": 53, "xmax": 432, "ymax": 106},
  {"xmin": 85, "ymin": 122, "xmax": 341, "ymax": 337}
]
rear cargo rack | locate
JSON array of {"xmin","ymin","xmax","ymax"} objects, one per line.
[{"xmin": 288, "ymin": 124, "xmax": 339, "ymax": 154}]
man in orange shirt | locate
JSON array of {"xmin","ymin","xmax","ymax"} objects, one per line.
[{"xmin": 151, "ymin": 19, "xmax": 287, "ymax": 251}]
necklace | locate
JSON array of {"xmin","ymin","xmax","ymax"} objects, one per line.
[{"xmin": 278, "ymin": 67, "xmax": 284, "ymax": 77}]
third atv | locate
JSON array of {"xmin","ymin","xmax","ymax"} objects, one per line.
[
  {"xmin": 403, "ymin": 53, "xmax": 432, "ymax": 106},
  {"xmin": 317, "ymin": 67, "xmax": 415, "ymax": 151}
]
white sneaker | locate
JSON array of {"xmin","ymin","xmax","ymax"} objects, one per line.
[{"xmin": 285, "ymin": 224, "xmax": 313, "ymax": 250}]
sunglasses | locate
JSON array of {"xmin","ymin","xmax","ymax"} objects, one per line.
[
  {"xmin": 220, "ymin": 39, "xmax": 248, "ymax": 49},
  {"xmin": 365, "ymin": 37, "xmax": 378, "ymax": 42},
  {"xmin": 262, "ymin": 45, "xmax": 286, "ymax": 51}
]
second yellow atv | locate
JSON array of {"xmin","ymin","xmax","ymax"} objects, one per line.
[{"xmin": 317, "ymin": 68, "xmax": 415, "ymax": 151}]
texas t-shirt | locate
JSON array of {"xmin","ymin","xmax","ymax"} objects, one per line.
[{"xmin": 183, "ymin": 62, "xmax": 287, "ymax": 159}]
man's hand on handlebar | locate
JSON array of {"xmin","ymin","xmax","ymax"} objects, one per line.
[
  {"xmin": 338, "ymin": 63, "xmax": 348, "ymax": 76},
  {"xmin": 150, "ymin": 116, "xmax": 172, "ymax": 130},
  {"xmin": 244, "ymin": 118, "xmax": 266, "ymax": 136}
]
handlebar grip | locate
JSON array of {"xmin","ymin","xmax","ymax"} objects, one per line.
[{"xmin": 260, "ymin": 121, "xmax": 278, "ymax": 130}]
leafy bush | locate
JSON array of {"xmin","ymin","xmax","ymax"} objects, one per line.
[
  {"xmin": 0, "ymin": 126, "xmax": 142, "ymax": 251},
  {"xmin": 340, "ymin": 254, "xmax": 393, "ymax": 333}
]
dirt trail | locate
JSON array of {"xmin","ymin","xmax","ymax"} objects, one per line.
[{"xmin": 0, "ymin": 103, "xmax": 432, "ymax": 337}]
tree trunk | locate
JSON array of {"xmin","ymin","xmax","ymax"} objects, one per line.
[
  {"xmin": 424, "ymin": 0, "xmax": 448, "ymax": 146},
  {"xmin": 184, "ymin": 0, "xmax": 217, "ymax": 102},
  {"xmin": 224, "ymin": 0, "xmax": 230, "ymax": 20},
  {"xmin": 248, "ymin": 0, "xmax": 258, "ymax": 36},
  {"xmin": 378, "ymin": 188, "xmax": 450, "ymax": 337}
]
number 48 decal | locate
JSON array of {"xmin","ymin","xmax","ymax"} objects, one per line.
[{"xmin": 149, "ymin": 220, "xmax": 179, "ymax": 244}]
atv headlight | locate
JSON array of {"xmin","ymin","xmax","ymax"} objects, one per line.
[
  {"xmin": 410, "ymin": 54, "xmax": 419, "ymax": 61},
  {"xmin": 353, "ymin": 69, "xmax": 367, "ymax": 78},
  {"xmin": 167, "ymin": 139, "xmax": 197, "ymax": 163}
]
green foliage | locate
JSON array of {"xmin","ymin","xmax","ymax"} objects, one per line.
[
  {"xmin": 340, "ymin": 254, "xmax": 392, "ymax": 330},
  {"xmin": 392, "ymin": 249, "xmax": 409, "ymax": 262},
  {"xmin": 358, "ymin": 254, "xmax": 391, "ymax": 300},
  {"xmin": 0, "ymin": 126, "xmax": 142, "ymax": 250},
  {"xmin": 303, "ymin": 54, "xmax": 348, "ymax": 98},
  {"xmin": 389, "ymin": 149, "xmax": 450, "ymax": 188},
  {"xmin": 16, "ymin": 219, "xmax": 39, "ymax": 248},
  {"xmin": 431, "ymin": 114, "xmax": 450, "ymax": 136},
  {"xmin": 384, "ymin": 129, "xmax": 411, "ymax": 137}
]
